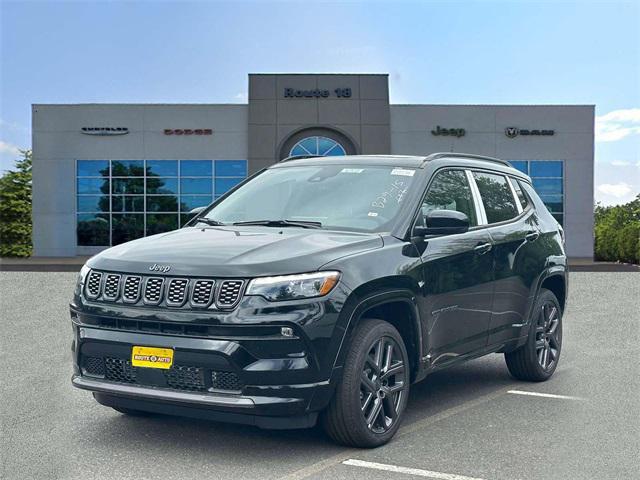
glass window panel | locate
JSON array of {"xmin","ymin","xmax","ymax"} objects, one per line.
[
  {"xmin": 290, "ymin": 145, "xmax": 308, "ymax": 156},
  {"xmin": 552, "ymin": 213, "xmax": 563, "ymax": 226},
  {"xmin": 532, "ymin": 178, "xmax": 563, "ymax": 195},
  {"xmin": 146, "ymin": 177, "xmax": 178, "ymax": 194},
  {"xmin": 112, "ymin": 214, "xmax": 144, "ymax": 245},
  {"xmin": 77, "ymin": 195, "xmax": 109, "ymax": 212},
  {"xmin": 530, "ymin": 161, "xmax": 563, "ymax": 178},
  {"xmin": 146, "ymin": 214, "xmax": 179, "ymax": 236},
  {"xmin": 146, "ymin": 195, "xmax": 179, "ymax": 212},
  {"xmin": 111, "ymin": 160, "xmax": 145, "ymax": 176},
  {"xmin": 509, "ymin": 161, "xmax": 528, "ymax": 175},
  {"xmin": 77, "ymin": 160, "xmax": 109, "ymax": 177},
  {"xmin": 180, "ymin": 195, "xmax": 212, "ymax": 211},
  {"xmin": 77, "ymin": 213, "xmax": 110, "ymax": 246},
  {"xmin": 422, "ymin": 170, "xmax": 478, "ymax": 226},
  {"xmin": 542, "ymin": 201, "xmax": 563, "ymax": 213},
  {"xmin": 77, "ymin": 178, "xmax": 109, "ymax": 195},
  {"xmin": 112, "ymin": 195, "xmax": 145, "ymax": 212},
  {"xmin": 324, "ymin": 143, "xmax": 346, "ymax": 156},
  {"xmin": 300, "ymin": 137, "xmax": 319, "ymax": 155},
  {"xmin": 180, "ymin": 160, "xmax": 212, "ymax": 177},
  {"xmin": 181, "ymin": 178, "xmax": 212, "ymax": 195},
  {"xmin": 215, "ymin": 160, "xmax": 247, "ymax": 177},
  {"xmin": 215, "ymin": 177, "xmax": 243, "ymax": 195},
  {"xmin": 112, "ymin": 178, "xmax": 144, "ymax": 194},
  {"xmin": 180, "ymin": 213, "xmax": 196, "ymax": 227},
  {"xmin": 318, "ymin": 137, "xmax": 345, "ymax": 156},
  {"xmin": 473, "ymin": 172, "xmax": 519, "ymax": 224},
  {"xmin": 510, "ymin": 178, "xmax": 529, "ymax": 210},
  {"xmin": 146, "ymin": 160, "xmax": 178, "ymax": 177}
]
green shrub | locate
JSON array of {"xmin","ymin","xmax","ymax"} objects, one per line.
[
  {"xmin": 0, "ymin": 149, "xmax": 32, "ymax": 257},
  {"xmin": 594, "ymin": 194, "xmax": 640, "ymax": 264}
]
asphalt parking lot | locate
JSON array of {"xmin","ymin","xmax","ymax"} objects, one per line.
[{"xmin": 1, "ymin": 272, "xmax": 638, "ymax": 480}]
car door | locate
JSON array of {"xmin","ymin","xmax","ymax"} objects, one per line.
[
  {"xmin": 417, "ymin": 169, "xmax": 495, "ymax": 367},
  {"xmin": 470, "ymin": 171, "xmax": 543, "ymax": 347}
]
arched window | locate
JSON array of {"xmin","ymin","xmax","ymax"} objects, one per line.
[{"xmin": 289, "ymin": 136, "xmax": 346, "ymax": 157}]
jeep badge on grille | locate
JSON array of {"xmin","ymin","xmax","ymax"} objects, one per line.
[{"xmin": 149, "ymin": 263, "xmax": 171, "ymax": 273}]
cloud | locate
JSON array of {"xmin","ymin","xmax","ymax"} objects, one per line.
[
  {"xmin": 233, "ymin": 92, "xmax": 247, "ymax": 102},
  {"xmin": 597, "ymin": 182, "xmax": 633, "ymax": 198},
  {"xmin": 595, "ymin": 108, "xmax": 640, "ymax": 142},
  {"xmin": 0, "ymin": 140, "xmax": 21, "ymax": 156},
  {"xmin": 610, "ymin": 160, "xmax": 632, "ymax": 166}
]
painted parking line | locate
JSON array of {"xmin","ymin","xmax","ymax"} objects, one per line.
[
  {"xmin": 343, "ymin": 459, "xmax": 487, "ymax": 480},
  {"xmin": 507, "ymin": 389, "xmax": 583, "ymax": 400}
]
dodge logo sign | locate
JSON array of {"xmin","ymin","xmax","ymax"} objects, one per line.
[
  {"xmin": 505, "ymin": 127, "xmax": 554, "ymax": 138},
  {"xmin": 164, "ymin": 129, "xmax": 212, "ymax": 135},
  {"xmin": 81, "ymin": 127, "xmax": 129, "ymax": 136}
]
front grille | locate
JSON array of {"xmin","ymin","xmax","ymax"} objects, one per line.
[
  {"xmin": 144, "ymin": 277, "xmax": 164, "ymax": 304},
  {"xmin": 166, "ymin": 365, "xmax": 205, "ymax": 391},
  {"xmin": 191, "ymin": 280, "xmax": 215, "ymax": 306},
  {"xmin": 105, "ymin": 357, "xmax": 136, "ymax": 383},
  {"xmin": 103, "ymin": 274, "xmax": 121, "ymax": 300},
  {"xmin": 86, "ymin": 271, "xmax": 102, "ymax": 299},
  {"xmin": 99, "ymin": 356, "xmax": 240, "ymax": 393},
  {"xmin": 83, "ymin": 356, "xmax": 105, "ymax": 376},
  {"xmin": 166, "ymin": 278, "xmax": 188, "ymax": 306},
  {"xmin": 217, "ymin": 280, "xmax": 244, "ymax": 307},
  {"xmin": 122, "ymin": 276, "xmax": 142, "ymax": 303},
  {"xmin": 211, "ymin": 371, "xmax": 243, "ymax": 392}
]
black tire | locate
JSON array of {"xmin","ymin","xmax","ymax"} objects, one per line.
[
  {"xmin": 505, "ymin": 288, "xmax": 563, "ymax": 382},
  {"xmin": 322, "ymin": 318, "xmax": 410, "ymax": 448}
]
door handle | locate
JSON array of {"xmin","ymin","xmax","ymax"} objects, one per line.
[
  {"xmin": 525, "ymin": 231, "xmax": 540, "ymax": 242},
  {"xmin": 473, "ymin": 242, "xmax": 492, "ymax": 255}
]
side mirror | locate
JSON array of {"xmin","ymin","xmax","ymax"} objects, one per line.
[
  {"xmin": 189, "ymin": 206, "xmax": 206, "ymax": 215},
  {"xmin": 414, "ymin": 210, "xmax": 469, "ymax": 236}
]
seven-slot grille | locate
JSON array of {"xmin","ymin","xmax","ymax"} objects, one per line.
[
  {"xmin": 191, "ymin": 280, "xmax": 215, "ymax": 306},
  {"xmin": 144, "ymin": 277, "xmax": 164, "ymax": 304},
  {"xmin": 217, "ymin": 280, "xmax": 244, "ymax": 307},
  {"xmin": 85, "ymin": 271, "xmax": 102, "ymax": 299},
  {"xmin": 103, "ymin": 274, "xmax": 121, "ymax": 300},
  {"xmin": 122, "ymin": 276, "xmax": 142, "ymax": 303},
  {"xmin": 84, "ymin": 270, "xmax": 245, "ymax": 310},
  {"xmin": 166, "ymin": 279, "xmax": 189, "ymax": 306}
]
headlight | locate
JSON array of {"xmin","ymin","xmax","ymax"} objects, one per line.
[
  {"xmin": 246, "ymin": 271, "xmax": 340, "ymax": 301},
  {"xmin": 75, "ymin": 264, "xmax": 91, "ymax": 296}
]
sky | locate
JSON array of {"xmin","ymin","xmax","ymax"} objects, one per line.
[{"xmin": 1, "ymin": 0, "xmax": 638, "ymax": 205}]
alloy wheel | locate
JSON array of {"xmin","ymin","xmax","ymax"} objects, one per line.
[
  {"xmin": 360, "ymin": 336, "xmax": 406, "ymax": 434},
  {"xmin": 535, "ymin": 302, "xmax": 561, "ymax": 371}
]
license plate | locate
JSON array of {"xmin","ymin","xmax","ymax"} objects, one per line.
[{"xmin": 131, "ymin": 346, "xmax": 174, "ymax": 369}]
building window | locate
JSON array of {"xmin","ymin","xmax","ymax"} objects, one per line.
[
  {"xmin": 509, "ymin": 160, "xmax": 564, "ymax": 225},
  {"xmin": 76, "ymin": 159, "xmax": 247, "ymax": 247},
  {"xmin": 289, "ymin": 136, "xmax": 346, "ymax": 157}
]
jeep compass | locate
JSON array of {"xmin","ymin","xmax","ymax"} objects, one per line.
[{"xmin": 71, "ymin": 153, "xmax": 567, "ymax": 447}]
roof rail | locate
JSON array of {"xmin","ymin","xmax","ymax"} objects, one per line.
[
  {"xmin": 279, "ymin": 154, "xmax": 325, "ymax": 163},
  {"xmin": 423, "ymin": 152, "xmax": 511, "ymax": 167}
]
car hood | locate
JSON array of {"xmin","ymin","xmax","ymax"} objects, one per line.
[{"xmin": 88, "ymin": 226, "xmax": 383, "ymax": 277}]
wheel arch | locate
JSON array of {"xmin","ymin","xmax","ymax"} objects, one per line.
[{"xmin": 539, "ymin": 271, "xmax": 567, "ymax": 313}]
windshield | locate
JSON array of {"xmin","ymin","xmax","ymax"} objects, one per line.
[{"xmin": 202, "ymin": 164, "xmax": 418, "ymax": 232}]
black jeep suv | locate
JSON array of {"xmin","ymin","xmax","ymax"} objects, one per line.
[{"xmin": 71, "ymin": 153, "xmax": 567, "ymax": 447}]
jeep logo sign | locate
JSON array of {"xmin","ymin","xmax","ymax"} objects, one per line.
[
  {"xmin": 431, "ymin": 126, "xmax": 466, "ymax": 138},
  {"xmin": 505, "ymin": 127, "xmax": 554, "ymax": 138},
  {"xmin": 149, "ymin": 264, "xmax": 171, "ymax": 273},
  {"xmin": 81, "ymin": 127, "xmax": 129, "ymax": 136}
]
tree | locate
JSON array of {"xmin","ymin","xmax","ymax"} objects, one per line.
[
  {"xmin": 594, "ymin": 194, "xmax": 640, "ymax": 264},
  {"xmin": 0, "ymin": 149, "xmax": 32, "ymax": 257}
]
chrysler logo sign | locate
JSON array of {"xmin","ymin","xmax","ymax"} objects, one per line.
[
  {"xmin": 505, "ymin": 127, "xmax": 554, "ymax": 138},
  {"xmin": 81, "ymin": 127, "xmax": 129, "ymax": 136},
  {"xmin": 164, "ymin": 129, "xmax": 212, "ymax": 135}
]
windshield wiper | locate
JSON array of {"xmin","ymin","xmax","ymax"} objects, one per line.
[
  {"xmin": 232, "ymin": 219, "xmax": 322, "ymax": 229},
  {"xmin": 194, "ymin": 218, "xmax": 226, "ymax": 226}
]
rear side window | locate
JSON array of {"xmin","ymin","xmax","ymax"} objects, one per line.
[
  {"xmin": 510, "ymin": 177, "xmax": 529, "ymax": 210},
  {"xmin": 421, "ymin": 170, "xmax": 478, "ymax": 226},
  {"xmin": 472, "ymin": 172, "xmax": 519, "ymax": 224}
]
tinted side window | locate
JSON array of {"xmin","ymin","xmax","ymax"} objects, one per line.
[
  {"xmin": 511, "ymin": 177, "xmax": 529, "ymax": 210},
  {"xmin": 422, "ymin": 170, "xmax": 477, "ymax": 226},
  {"xmin": 472, "ymin": 172, "xmax": 519, "ymax": 224}
]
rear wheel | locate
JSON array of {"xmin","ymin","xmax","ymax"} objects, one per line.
[
  {"xmin": 322, "ymin": 319, "xmax": 410, "ymax": 448},
  {"xmin": 505, "ymin": 288, "xmax": 562, "ymax": 381}
]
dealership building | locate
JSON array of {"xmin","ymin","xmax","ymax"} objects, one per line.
[{"xmin": 32, "ymin": 73, "xmax": 594, "ymax": 258}]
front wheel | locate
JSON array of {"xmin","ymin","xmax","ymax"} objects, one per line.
[
  {"xmin": 505, "ymin": 288, "xmax": 563, "ymax": 382},
  {"xmin": 322, "ymin": 318, "xmax": 410, "ymax": 448}
]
